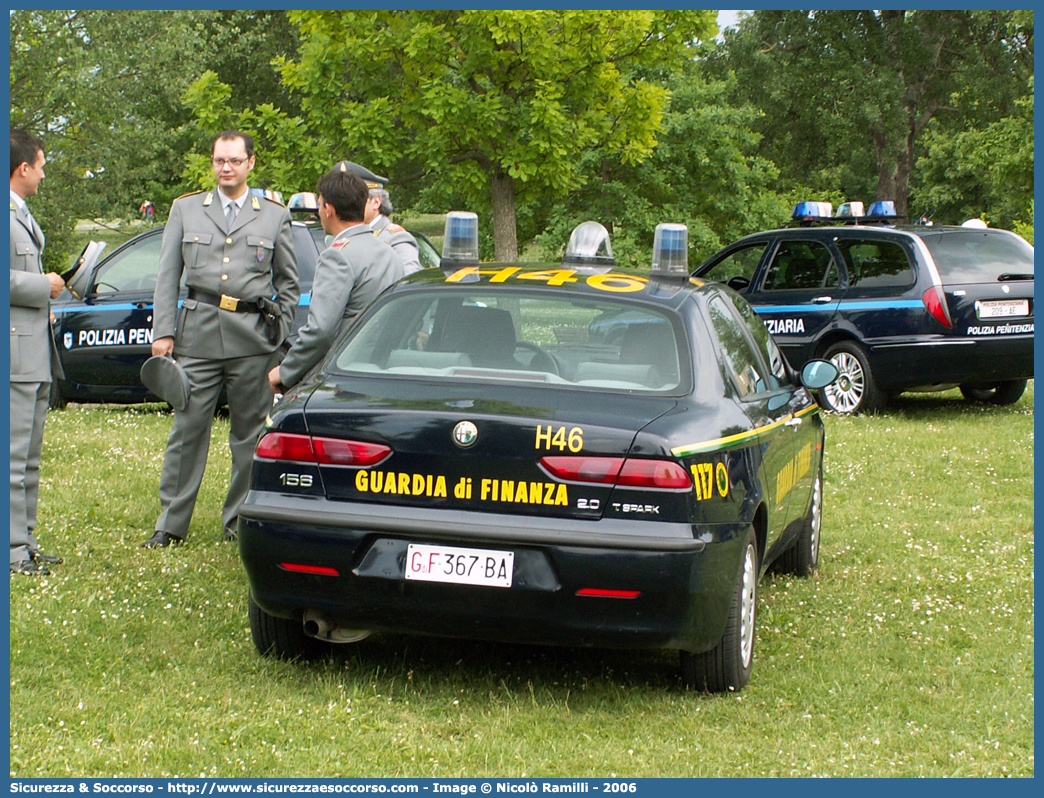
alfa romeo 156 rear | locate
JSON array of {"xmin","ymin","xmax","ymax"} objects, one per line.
[{"xmin": 238, "ymin": 218, "xmax": 837, "ymax": 691}]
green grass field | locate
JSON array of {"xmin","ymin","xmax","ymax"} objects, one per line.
[{"xmin": 10, "ymin": 386, "xmax": 1033, "ymax": 777}]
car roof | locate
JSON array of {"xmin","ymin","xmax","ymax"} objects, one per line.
[
  {"xmin": 716, "ymin": 222, "xmax": 1013, "ymax": 246},
  {"xmin": 393, "ymin": 263, "xmax": 713, "ymax": 310}
]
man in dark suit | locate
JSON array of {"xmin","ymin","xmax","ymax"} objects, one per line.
[
  {"xmin": 143, "ymin": 131, "xmax": 299, "ymax": 548},
  {"xmin": 10, "ymin": 130, "xmax": 65, "ymax": 575}
]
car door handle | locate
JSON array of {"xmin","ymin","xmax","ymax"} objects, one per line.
[
  {"xmin": 784, "ymin": 416, "xmax": 803, "ymax": 427},
  {"xmin": 811, "ymin": 296, "xmax": 833, "ymax": 304}
]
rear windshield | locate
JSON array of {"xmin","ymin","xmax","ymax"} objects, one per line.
[
  {"xmin": 330, "ymin": 290, "xmax": 686, "ymax": 393},
  {"xmin": 921, "ymin": 231, "xmax": 1034, "ymax": 284}
]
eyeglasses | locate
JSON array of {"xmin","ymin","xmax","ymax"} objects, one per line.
[{"xmin": 211, "ymin": 157, "xmax": 248, "ymax": 168}]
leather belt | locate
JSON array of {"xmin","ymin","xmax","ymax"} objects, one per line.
[{"xmin": 188, "ymin": 288, "xmax": 262, "ymax": 314}]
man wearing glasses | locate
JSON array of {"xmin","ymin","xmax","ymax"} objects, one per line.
[{"xmin": 143, "ymin": 130, "xmax": 299, "ymax": 548}]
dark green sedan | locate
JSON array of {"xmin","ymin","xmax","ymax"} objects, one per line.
[{"xmin": 239, "ymin": 221, "xmax": 837, "ymax": 692}]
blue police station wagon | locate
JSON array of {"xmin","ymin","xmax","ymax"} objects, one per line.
[
  {"xmin": 693, "ymin": 202, "xmax": 1034, "ymax": 414},
  {"xmin": 50, "ymin": 213, "xmax": 440, "ymax": 407}
]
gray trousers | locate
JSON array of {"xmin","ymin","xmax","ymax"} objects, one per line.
[
  {"xmin": 10, "ymin": 380, "xmax": 49, "ymax": 563},
  {"xmin": 155, "ymin": 351, "xmax": 278, "ymax": 540}
]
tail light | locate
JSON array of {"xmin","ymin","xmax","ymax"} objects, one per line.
[
  {"xmin": 540, "ymin": 456, "xmax": 691, "ymax": 490},
  {"xmin": 256, "ymin": 432, "xmax": 392, "ymax": 466},
  {"xmin": 921, "ymin": 286, "xmax": 953, "ymax": 328}
]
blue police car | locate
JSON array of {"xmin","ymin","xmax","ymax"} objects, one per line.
[
  {"xmin": 693, "ymin": 202, "xmax": 1034, "ymax": 414},
  {"xmin": 50, "ymin": 212, "xmax": 440, "ymax": 407}
]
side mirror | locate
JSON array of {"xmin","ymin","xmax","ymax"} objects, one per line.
[
  {"xmin": 801, "ymin": 359, "xmax": 839, "ymax": 391},
  {"xmin": 726, "ymin": 275, "xmax": 751, "ymax": 291}
]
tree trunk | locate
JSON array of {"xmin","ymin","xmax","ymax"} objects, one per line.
[
  {"xmin": 893, "ymin": 136, "xmax": 913, "ymax": 218},
  {"xmin": 490, "ymin": 169, "xmax": 518, "ymax": 262}
]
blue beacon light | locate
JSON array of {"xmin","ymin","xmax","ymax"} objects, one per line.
[
  {"xmin": 441, "ymin": 211, "xmax": 480, "ymax": 274},
  {"xmin": 651, "ymin": 223, "xmax": 689, "ymax": 276}
]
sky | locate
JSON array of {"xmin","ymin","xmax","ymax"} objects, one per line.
[{"xmin": 716, "ymin": 9, "xmax": 747, "ymax": 33}]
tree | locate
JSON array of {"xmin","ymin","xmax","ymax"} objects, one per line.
[
  {"xmin": 915, "ymin": 82, "xmax": 1034, "ymax": 231},
  {"xmin": 265, "ymin": 10, "xmax": 716, "ymax": 260},
  {"xmin": 535, "ymin": 61, "xmax": 792, "ymax": 268},
  {"xmin": 10, "ymin": 10, "xmax": 302, "ymax": 269},
  {"xmin": 710, "ymin": 10, "xmax": 1033, "ymax": 218},
  {"xmin": 11, "ymin": 10, "xmax": 213, "ymax": 267}
]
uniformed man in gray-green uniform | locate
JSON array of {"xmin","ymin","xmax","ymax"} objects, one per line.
[
  {"xmin": 269, "ymin": 168, "xmax": 403, "ymax": 393},
  {"xmin": 142, "ymin": 130, "xmax": 299, "ymax": 548},
  {"xmin": 10, "ymin": 130, "xmax": 66, "ymax": 575},
  {"xmin": 335, "ymin": 160, "xmax": 422, "ymax": 275}
]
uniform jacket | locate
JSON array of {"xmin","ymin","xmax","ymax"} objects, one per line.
[
  {"xmin": 10, "ymin": 200, "xmax": 62, "ymax": 382},
  {"xmin": 372, "ymin": 214, "xmax": 422, "ymax": 275},
  {"xmin": 279, "ymin": 224, "xmax": 403, "ymax": 388},
  {"xmin": 153, "ymin": 190, "xmax": 300, "ymax": 360}
]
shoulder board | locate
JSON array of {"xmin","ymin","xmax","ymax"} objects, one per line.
[
  {"xmin": 174, "ymin": 190, "xmax": 205, "ymax": 202},
  {"xmin": 387, "ymin": 224, "xmax": 405, "ymax": 233},
  {"xmin": 331, "ymin": 239, "xmax": 348, "ymax": 249},
  {"xmin": 262, "ymin": 195, "xmax": 286, "ymax": 207}
]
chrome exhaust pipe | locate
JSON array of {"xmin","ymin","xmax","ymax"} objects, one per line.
[{"xmin": 302, "ymin": 610, "xmax": 371, "ymax": 644}]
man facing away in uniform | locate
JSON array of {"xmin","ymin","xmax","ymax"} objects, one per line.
[
  {"xmin": 10, "ymin": 130, "xmax": 66, "ymax": 575},
  {"xmin": 335, "ymin": 160, "xmax": 422, "ymax": 275},
  {"xmin": 268, "ymin": 169, "xmax": 403, "ymax": 393},
  {"xmin": 143, "ymin": 130, "xmax": 299, "ymax": 548}
]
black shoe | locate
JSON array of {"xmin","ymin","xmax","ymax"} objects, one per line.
[
  {"xmin": 223, "ymin": 527, "xmax": 238, "ymax": 542},
  {"xmin": 141, "ymin": 530, "xmax": 183, "ymax": 549},
  {"xmin": 11, "ymin": 559, "xmax": 49, "ymax": 576},
  {"xmin": 31, "ymin": 551, "xmax": 63, "ymax": 565}
]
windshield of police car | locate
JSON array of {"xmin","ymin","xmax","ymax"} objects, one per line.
[{"xmin": 331, "ymin": 291, "xmax": 685, "ymax": 392}]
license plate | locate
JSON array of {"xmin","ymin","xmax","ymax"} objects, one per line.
[
  {"xmin": 976, "ymin": 299, "xmax": 1029, "ymax": 319},
  {"xmin": 405, "ymin": 543, "xmax": 514, "ymax": 588}
]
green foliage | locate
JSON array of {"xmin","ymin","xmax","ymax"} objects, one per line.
[
  {"xmin": 914, "ymin": 79, "xmax": 1034, "ymax": 230},
  {"xmin": 10, "ymin": 9, "xmax": 1033, "ymax": 269},
  {"xmin": 11, "ymin": 10, "xmax": 209, "ymax": 267},
  {"xmin": 709, "ymin": 10, "xmax": 1033, "ymax": 221},
  {"xmin": 258, "ymin": 10, "xmax": 718, "ymax": 258},
  {"xmin": 535, "ymin": 66, "xmax": 794, "ymax": 268},
  {"xmin": 10, "ymin": 10, "xmax": 301, "ymax": 270},
  {"xmin": 12, "ymin": 388, "xmax": 1035, "ymax": 776}
]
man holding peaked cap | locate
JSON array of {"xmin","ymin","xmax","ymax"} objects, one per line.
[
  {"xmin": 10, "ymin": 130, "xmax": 66, "ymax": 575},
  {"xmin": 335, "ymin": 160, "xmax": 422, "ymax": 275},
  {"xmin": 141, "ymin": 130, "xmax": 299, "ymax": 548}
]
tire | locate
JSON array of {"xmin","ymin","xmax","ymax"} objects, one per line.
[
  {"xmin": 48, "ymin": 381, "xmax": 67, "ymax": 411},
  {"xmin": 248, "ymin": 593, "xmax": 326, "ymax": 661},
  {"xmin": 959, "ymin": 379, "xmax": 1027, "ymax": 406},
  {"xmin": 680, "ymin": 528, "xmax": 758, "ymax": 692},
  {"xmin": 819, "ymin": 341, "xmax": 887, "ymax": 414},
  {"xmin": 778, "ymin": 463, "xmax": 822, "ymax": 577}
]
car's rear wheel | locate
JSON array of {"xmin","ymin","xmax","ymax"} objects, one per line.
[
  {"xmin": 248, "ymin": 594, "xmax": 327, "ymax": 660},
  {"xmin": 680, "ymin": 527, "xmax": 758, "ymax": 692},
  {"xmin": 778, "ymin": 463, "xmax": 822, "ymax": 577},
  {"xmin": 819, "ymin": 341, "xmax": 887, "ymax": 414},
  {"xmin": 959, "ymin": 379, "xmax": 1027, "ymax": 406}
]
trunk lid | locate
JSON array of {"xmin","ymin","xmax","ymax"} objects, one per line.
[{"xmin": 300, "ymin": 378, "xmax": 678, "ymax": 520}]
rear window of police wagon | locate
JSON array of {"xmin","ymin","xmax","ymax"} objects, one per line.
[{"xmin": 921, "ymin": 230, "xmax": 1035, "ymax": 284}]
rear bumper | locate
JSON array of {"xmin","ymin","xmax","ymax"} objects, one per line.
[
  {"xmin": 867, "ymin": 334, "xmax": 1033, "ymax": 389},
  {"xmin": 238, "ymin": 492, "xmax": 746, "ymax": 653}
]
